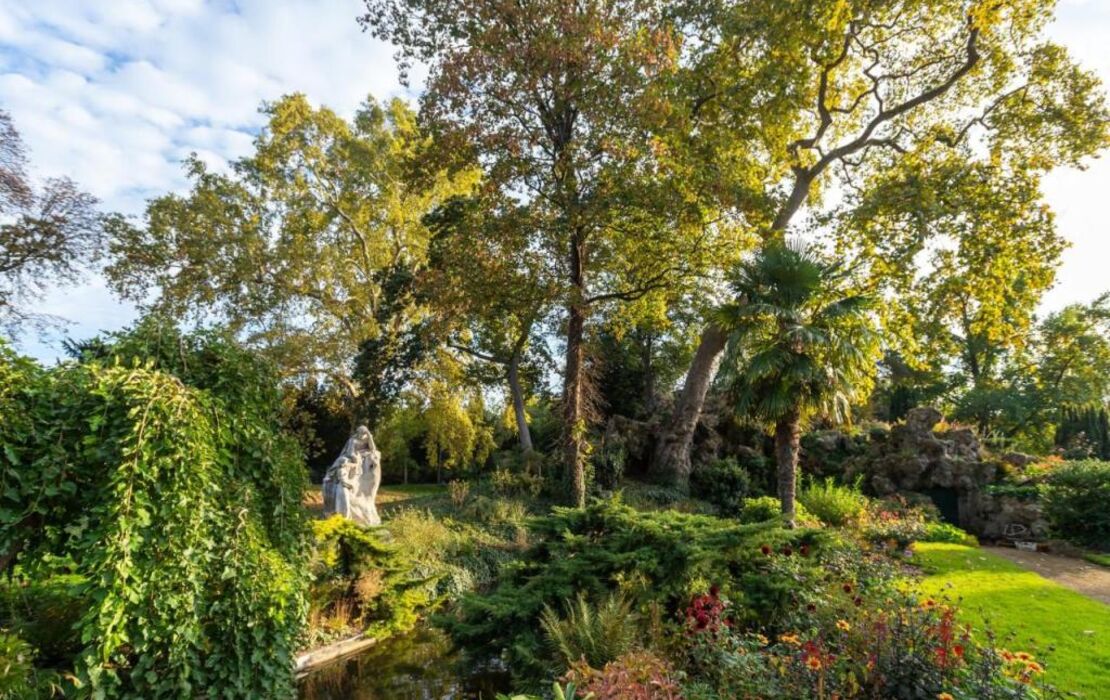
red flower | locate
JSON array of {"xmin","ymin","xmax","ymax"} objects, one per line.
[
  {"xmin": 842, "ymin": 583, "xmax": 853, "ymax": 594},
  {"xmin": 800, "ymin": 544, "xmax": 810, "ymax": 556},
  {"xmin": 782, "ymin": 545, "xmax": 794, "ymax": 556},
  {"xmin": 953, "ymin": 644, "xmax": 965, "ymax": 659},
  {"xmin": 760, "ymin": 544, "xmax": 772, "ymax": 556}
]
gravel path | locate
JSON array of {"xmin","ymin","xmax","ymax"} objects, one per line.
[{"xmin": 985, "ymin": 546, "xmax": 1110, "ymax": 605}]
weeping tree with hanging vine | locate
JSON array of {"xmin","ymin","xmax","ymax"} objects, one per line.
[{"xmin": 0, "ymin": 320, "xmax": 310, "ymax": 698}]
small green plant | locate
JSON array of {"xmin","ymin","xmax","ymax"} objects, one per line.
[
  {"xmin": 737, "ymin": 496, "xmax": 812, "ymax": 525},
  {"xmin": 921, "ymin": 522, "xmax": 978, "ymax": 545},
  {"xmin": 690, "ymin": 458, "xmax": 752, "ymax": 517},
  {"xmin": 541, "ymin": 592, "xmax": 640, "ymax": 668},
  {"xmin": 797, "ymin": 477, "xmax": 868, "ymax": 526}
]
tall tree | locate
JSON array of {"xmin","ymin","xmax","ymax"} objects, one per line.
[
  {"xmin": 0, "ymin": 109, "xmax": 102, "ymax": 338},
  {"xmin": 717, "ymin": 242, "xmax": 879, "ymax": 525},
  {"xmin": 839, "ymin": 156, "xmax": 1066, "ymax": 435},
  {"xmin": 107, "ymin": 95, "xmax": 477, "ymax": 422},
  {"xmin": 424, "ymin": 194, "xmax": 558, "ymax": 452},
  {"xmin": 654, "ymin": 0, "xmax": 1109, "ymax": 482},
  {"xmin": 362, "ymin": 0, "xmax": 718, "ymax": 505}
]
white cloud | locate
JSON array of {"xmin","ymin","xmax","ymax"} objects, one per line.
[{"xmin": 0, "ymin": 0, "xmax": 412, "ymax": 359}]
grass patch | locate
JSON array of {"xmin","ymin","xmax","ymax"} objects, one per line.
[
  {"xmin": 1083, "ymin": 552, "xmax": 1110, "ymax": 568},
  {"xmin": 915, "ymin": 543, "xmax": 1110, "ymax": 698}
]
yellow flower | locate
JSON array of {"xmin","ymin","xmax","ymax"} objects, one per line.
[
  {"xmin": 937, "ymin": 693, "xmax": 955, "ymax": 700},
  {"xmin": 779, "ymin": 633, "xmax": 801, "ymax": 646},
  {"xmin": 1016, "ymin": 651, "xmax": 1034, "ymax": 662},
  {"xmin": 921, "ymin": 598, "xmax": 937, "ymax": 609},
  {"xmin": 1025, "ymin": 661, "xmax": 1044, "ymax": 674},
  {"xmin": 755, "ymin": 634, "xmax": 770, "ymax": 646},
  {"xmin": 805, "ymin": 656, "xmax": 823, "ymax": 671},
  {"xmin": 836, "ymin": 619, "xmax": 851, "ymax": 632}
]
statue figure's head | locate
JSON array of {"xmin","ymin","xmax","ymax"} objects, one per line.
[{"xmin": 352, "ymin": 425, "xmax": 373, "ymax": 451}]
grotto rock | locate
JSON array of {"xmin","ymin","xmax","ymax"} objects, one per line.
[
  {"xmin": 322, "ymin": 425, "xmax": 382, "ymax": 526},
  {"xmin": 846, "ymin": 407, "xmax": 1002, "ymax": 534}
]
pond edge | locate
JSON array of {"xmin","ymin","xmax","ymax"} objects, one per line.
[{"xmin": 294, "ymin": 634, "xmax": 379, "ymax": 676}]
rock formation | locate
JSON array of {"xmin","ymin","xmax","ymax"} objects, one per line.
[{"xmin": 322, "ymin": 425, "xmax": 382, "ymax": 526}]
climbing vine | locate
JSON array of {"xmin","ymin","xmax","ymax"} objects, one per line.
[{"xmin": 0, "ymin": 323, "xmax": 310, "ymax": 698}]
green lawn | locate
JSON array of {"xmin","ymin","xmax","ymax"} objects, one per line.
[{"xmin": 915, "ymin": 543, "xmax": 1110, "ymax": 698}]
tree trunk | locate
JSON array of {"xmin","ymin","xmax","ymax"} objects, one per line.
[
  {"xmin": 641, "ymin": 331, "xmax": 656, "ymax": 415},
  {"xmin": 774, "ymin": 409, "xmax": 802, "ymax": 528},
  {"xmin": 564, "ymin": 304, "xmax": 587, "ymax": 507},
  {"xmin": 508, "ymin": 352, "xmax": 533, "ymax": 452},
  {"xmin": 651, "ymin": 324, "xmax": 728, "ymax": 486},
  {"xmin": 563, "ymin": 231, "xmax": 588, "ymax": 508}
]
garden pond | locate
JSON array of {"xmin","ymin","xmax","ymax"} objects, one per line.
[{"xmin": 298, "ymin": 626, "xmax": 512, "ymax": 700}]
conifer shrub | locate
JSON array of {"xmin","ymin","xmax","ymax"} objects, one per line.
[
  {"xmin": 444, "ymin": 499, "xmax": 822, "ymax": 681},
  {"xmin": 310, "ymin": 516, "xmax": 435, "ymax": 641}
]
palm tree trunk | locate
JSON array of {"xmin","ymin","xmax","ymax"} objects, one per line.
[{"xmin": 774, "ymin": 408, "xmax": 802, "ymax": 527}]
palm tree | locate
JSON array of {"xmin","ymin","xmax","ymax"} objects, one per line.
[{"xmin": 717, "ymin": 241, "xmax": 879, "ymax": 526}]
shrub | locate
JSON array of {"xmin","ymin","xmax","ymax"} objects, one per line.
[
  {"xmin": 922, "ymin": 522, "xmax": 978, "ymax": 545},
  {"xmin": 310, "ymin": 516, "xmax": 435, "ymax": 639},
  {"xmin": 680, "ymin": 583, "xmax": 1055, "ymax": 699},
  {"xmin": 690, "ymin": 458, "xmax": 751, "ymax": 517},
  {"xmin": 541, "ymin": 592, "xmax": 640, "ymax": 668},
  {"xmin": 445, "ymin": 499, "xmax": 822, "ymax": 681},
  {"xmin": 1042, "ymin": 460, "xmax": 1110, "ymax": 550},
  {"xmin": 797, "ymin": 477, "xmax": 868, "ymax": 526},
  {"xmin": 593, "ymin": 442, "xmax": 627, "ymax": 490},
  {"xmin": 490, "ymin": 468, "xmax": 544, "ymax": 498},
  {"xmin": 738, "ymin": 496, "xmax": 782, "ymax": 523},
  {"xmin": 737, "ymin": 496, "xmax": 812, "ymax": 525},
  {"xmin": 564, "ymin": 651, "xmax": 683, "ymax": 700}
]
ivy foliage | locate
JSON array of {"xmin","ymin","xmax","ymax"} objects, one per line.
[
  {"xmin": 0, "ymin": 322, "xmax": 310, "ymax": 698},
  {"xmin": 444, "ymin": 499, "xmax": 823, "ymax": 681}
]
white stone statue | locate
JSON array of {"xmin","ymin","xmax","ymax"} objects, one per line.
[{"xmin": 322, "ymin": 425, "xmax": 382, "ymax": 526}]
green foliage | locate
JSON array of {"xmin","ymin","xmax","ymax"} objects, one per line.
[
  {"xmin": 797, "ymin": 477, "xmax": 868, "ymax": 527},
  {"xmin": 0, "ymin": 574, "xmax": 85, "ymax": 663},
  {"xmin": 689, "ymin": 458, "xmax": 752, "ymax": 517},
  {"xmin": 445, "ymin": 499, "xmax": 821, "ymax": 681},
  {"xmin": 718, "ymin": 242, "xmax": 879, "ymax": 427},
  {"xmin": 310, "ymin": 516, "xmax": 434, "ymax": 638},
  {"xmin": 920, "ymin": 522, "xmax": 978, "ymax": 546},
  {"xmin": 1055, "ymin": 405, "xmax": 1110, "ymax": 460},
  {"xmin": 737, "ymin": 497, "xmax": 812, "ymax": 526},
  {"xmin": 0, "ymin": 630, "xmax": 56, "ymax": 700},
  {"xmin": 0, "ymin": 326, "xmax": 309, "ymax": 697},
  {"xmin": 1042, "ymin": 460, "xmax": 1110, "ymax": 550},
  {"xmin": 540, "ymin": 592, "xmax": 640, "ymax": 668}
]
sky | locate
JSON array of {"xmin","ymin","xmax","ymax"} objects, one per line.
[{"xmin": 2, "ymin": 0, "xmax": 1108, "ymax": 362}]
